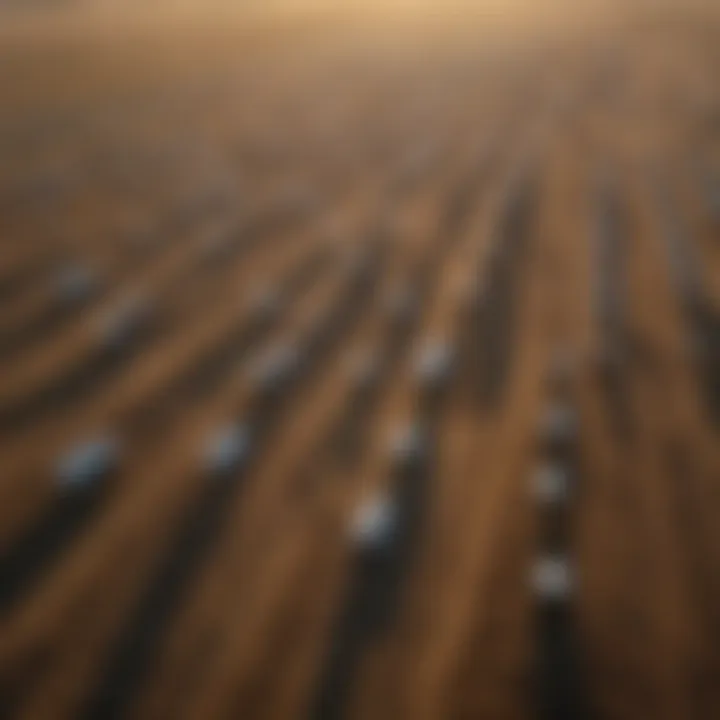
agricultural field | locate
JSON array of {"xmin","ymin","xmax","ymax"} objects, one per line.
[{"xmin": 0, "ymin": 1, "xmax": 719, "ymax": 718}]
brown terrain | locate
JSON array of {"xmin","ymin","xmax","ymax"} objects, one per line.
[{"xmin": 0, "ymin": 1, "xmax": 719, "ymax": 718}]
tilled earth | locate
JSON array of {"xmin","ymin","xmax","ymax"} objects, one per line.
[{"xmin": 0, "ymin": 4, "xmax": 719, "ymax": 719}]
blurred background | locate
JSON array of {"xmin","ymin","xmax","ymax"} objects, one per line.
[{"xmin": 0, "ymin": 0, "xmax": 719, "ymax": 718}]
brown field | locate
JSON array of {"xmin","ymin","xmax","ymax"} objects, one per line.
[{"xmin": 0, "ymin": 1, "xmax": 719, "ymax": 718}]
